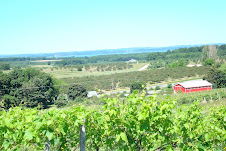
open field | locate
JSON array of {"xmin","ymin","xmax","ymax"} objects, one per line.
[{"xmin": 42, "ymin": 63, "xmax": 147, "ymax": 78}]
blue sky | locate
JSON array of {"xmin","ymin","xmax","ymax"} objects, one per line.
[{"xmin": 0, "ymin": 0, "xmax": 226, "ymax": 54}]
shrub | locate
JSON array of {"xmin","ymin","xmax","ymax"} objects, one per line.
[
  {"xmin": 130, "ymin": 82, "xmax": 146, "ymax": 93},
  {"xmin": 155, "ymin": 85, "xmax": 161, "ymax": 90},
  {"xmin": 54, "ymin": 94, "xmax": 69, "ymax": 108},
  {"xmin": 67, "ymin": 84, "xmax": 88, "ymax": 100}
]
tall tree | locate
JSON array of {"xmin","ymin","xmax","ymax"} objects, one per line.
[
  {"xmin": 67, "ymin": 84, "xmax": 87, "ymax": 100},
  {"xmin": 204, "ymin": 66, "xmax": 226, "ymax": 88},
  {"xmin": 0, "ymin": 68, "xmax": 58, "ymax": 109}
]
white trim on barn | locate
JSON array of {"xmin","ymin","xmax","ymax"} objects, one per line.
[{"xmin": 177, "ymin": 79, "xmax": 212, "ymax": 88}]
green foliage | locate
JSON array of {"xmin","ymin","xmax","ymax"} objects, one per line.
[
  {"xmin": 155, "ymin": 85, "xmax": 161, "ymax": 90},
  {"xmin": 147, "ymin": 46, "xmax": 202, "ymax": 61},
  {"xmin": 167, "ymin": 83, "xmax": 172, "ymax": 88},
  {"xmin": 130, "ymin": 82, "xmax": 146, "ymax": 93},
  {"xmin": 0, "ymin": 106, "xmax": 85, "ymax": 150},
  {"xmin": 219, "ymin": 62, "xmax": 226, "ymax": 73},
  {"xmin": 203, "ymin": 58, "xmax": 215, "ymax": 66},
  {"xmin": 0, "ymin": 94, "xmax": 225, "ymax": 150},
  {"xmin": 67, "ymin": 84, "xmax": 87, "ymax": 100},
  {"xmin": 0, "ymin": 62, "xmax": 10, "ymax": 70},
  {"xmin": 168, "ymin": 59, "xmax": 186, "ymax": 68},
  {"xmin": 158, "ymin": 88, "xmax": 226, "ymax": 104},
  {"xmin": 54, "ymin": 94, "xmax": 69, "ymax": 108},
  {"xmin": 63, "ymin": 66, "xmax": 209, "ymax": 91},
  {"xmin": 217, "ymin": 44, "xmax": 226, "ymax": 59},
  {"xmin": 77, "ymin": 65, "xmax": 83, "ymax": 71},
  {"xmin": 204, "ymin": 66, "xmax": 226, "ymax": 88},
  {"xmin": 1, "ymin": 95, "xmax": 19, "ymax": 109},
  {"xmin": 55, "ymin": 53, "xmax": 148, "ymax": 66},
  {"xmin": 0, "ymin": 68, "xmax": 58, "ymax": 109}
]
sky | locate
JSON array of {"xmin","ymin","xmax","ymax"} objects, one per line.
[{"xmin": 0, "ymin": 0, "xmax": 226, "ymax": 55}]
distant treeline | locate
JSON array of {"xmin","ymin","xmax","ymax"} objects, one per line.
[
  {"xmin": 147, "ymin": 46, "xmax": 203, "ymax": 61},
  {"xmin": 56, "ymin": 44, "xmax": 226, "ymax": 66},
  {"xmin": 55, "ymin": 47, "xmax": 204, "ymax": 66},
  {"xmin": 0, "ymin": 57, "xmax": 51, "ymax": 62},
  {"xmin": 55, "ymin": 53, "xmax": 149, "ymax": 66},
  {"xmin": 62, "ymin": 66, "xmax": 210, "ymax": 91},
  {"xmin": 1, "ymin": 44, "xmax": 225, "ymax": 67}
]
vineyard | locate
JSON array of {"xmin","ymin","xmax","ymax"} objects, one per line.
[
  {"xmin": 0, "ymin": 93, "xmax": 226, "ymax": 150},
  {"xmin": 62, "ymin": 66, "xmax": 209, "ymax": 90},
  {"xmin": 158, "ymin": 88, "xmax": 226, "ymax": 104}
]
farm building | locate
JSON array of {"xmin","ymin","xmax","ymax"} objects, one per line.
[
  {"xmin": 87, "ymin": 91, "xmax": 97, "ymax": 97},
  {"xmin": 126, "ymin": 59, "xmax": 138, "ymax": 63},
  {"xmin": 174, "ymin": 79, "xmax": 212, "ymax": 93}
]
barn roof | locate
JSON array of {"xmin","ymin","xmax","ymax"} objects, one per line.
[{"xmin": 176, "ymin": 79, "xmax": 212, "ymax": 88}]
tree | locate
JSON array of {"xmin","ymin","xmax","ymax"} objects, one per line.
[
  {"xmin": 167, "ymin": 59, "xmax": 186, "ymax": 68},
  {"xmin": 202, "ymin": 45, "xmax": 217, "ymax": 62},
  {"xmin": 155, "ymin": 85, "xmax": 161, "ymax": 90},
  {"xmin": 67, "ymin": 84, "xmax": 87, "ymax": 100},
  {"xmin": 0, "ymin": 62, "xmax": 10, "ymax": 70},
  {"xmin": 54, "ymin": 94, "xmax": 69, "ymax": 108},
  {"xmin": 203, "ymin": 66, "xmax": 226, "ymax": 88},
  {"xmin": 167, "ymin": 83, "xmax": 172, "ymax": 88},
  {"xmin": 130, "ymin": 82, "xmax": 146, "ymax": 93},
  {"xmin": 0, "ymin": 68, "xmax": 58, "ymax": 109},
  {"xmin": 203, "ymin": 59, "xmax": 215, "ymax": 66},
  {"xmin": 77, "ymin": 66, "xmax": 83, "ymax": 71},
  {"xmin": 0, "ymin": 95, "xmax": 19, "ymax": 109}
]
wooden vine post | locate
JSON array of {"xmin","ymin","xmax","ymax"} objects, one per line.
[
  {"xmin": 45, "ymin": 138, "xmax": 50, "ymax": 151},
  {"xmin": 80, "ymin": 118, "xmax": 86, "ymax": 151}
]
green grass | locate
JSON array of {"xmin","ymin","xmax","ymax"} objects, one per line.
[{"xmin": 42, "ymin": 63, "xmax": 147, "ymax": 78}]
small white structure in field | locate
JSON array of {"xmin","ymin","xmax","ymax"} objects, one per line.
[
  {"xmin": 196, "ymin": 64, "xmax": 202, "ymax": 67},
  {"xmin": 124, "ymin": 94, "xmax": 130, "ymax": 97},
  {"xmin": 87, "ymin": 91, "xmax": 97, "ymax": 97},
  {"xmin": 186, "ymin": 64, "xmax": 195, "ymax": 67},
  {"xmin": 126, "ymin": 59, "xmax": 138, "ymax": 63}
]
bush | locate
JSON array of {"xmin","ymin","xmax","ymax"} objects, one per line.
[
  {"xmin": 167, "ymin": 83, "xmax": 172, "ymax": 88},
  {"xmin": 77, "ymin": 66, "xmax": 83, "ymax": 71},
  {"xmin": 130, "ymin": 82, "xmax": 146, "ymax": 93},
  {"xmin": 203, "ymin": 59, "xmax": 215, "ymax": 66},
  {"xmin": 67, "ymin": 84, "xmax": 88, "ymax": 100},
  {"xmin": 54, "ymin": 94, "xmax": 69, "ymax": 108},
  {"xmin": 155, "ymin": 85, "xmax": 161, "ymax": 90},
  {"xmin": 0, "ymin": 62, "xmax": 10, "ymax": 70}
]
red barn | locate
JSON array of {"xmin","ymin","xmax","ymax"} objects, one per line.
[{"xmin": 174, "ymin": 79, "xmax": 212, "ymax": 93}]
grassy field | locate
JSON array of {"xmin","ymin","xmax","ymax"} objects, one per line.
[{"xmin": 41, "ymin": 63, "xmax": 148, "ymax": 78}]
